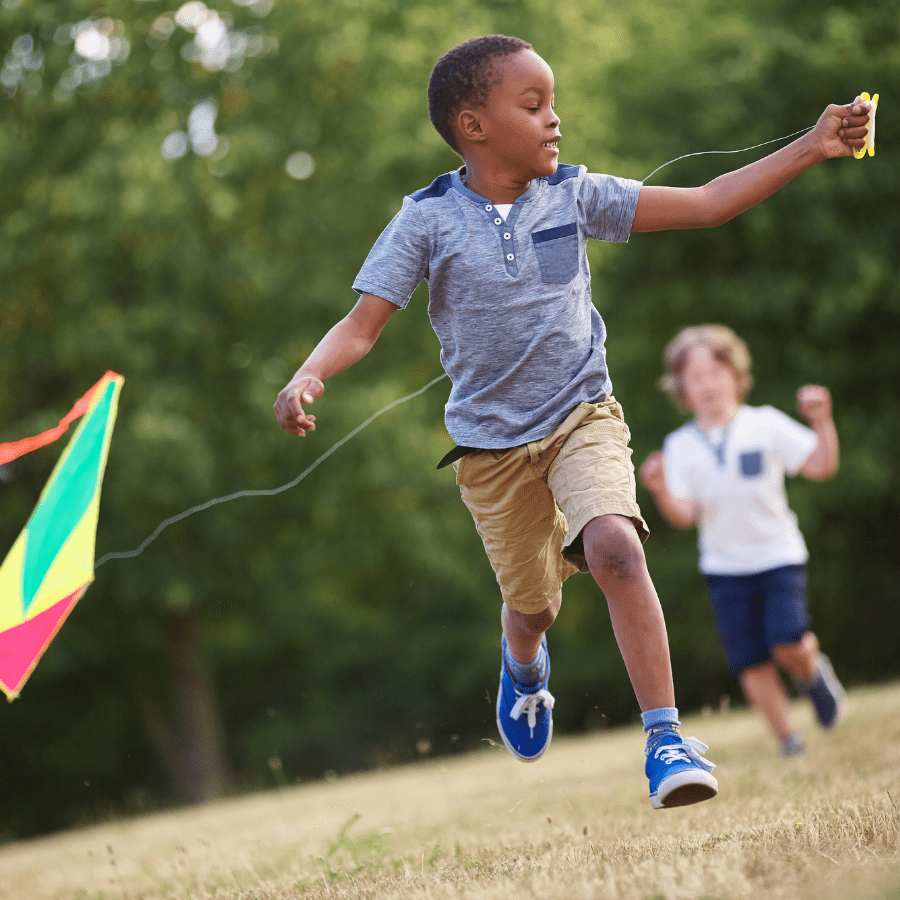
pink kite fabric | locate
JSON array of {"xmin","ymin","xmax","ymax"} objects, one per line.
[{"xmin": 0, "ymin": 587, "xmax": 86, "ymax": 697}]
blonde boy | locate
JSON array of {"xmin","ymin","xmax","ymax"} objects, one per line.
[{"xmin": 641, "ymin": 325, "xmax": 846, "ymax": 756}]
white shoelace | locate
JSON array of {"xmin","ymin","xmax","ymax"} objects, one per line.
[
  {"xmin": 509, "ymin": 689, "xmax": 555, "ymax": 738},
  {"xmin": 650, "ymin": 736, "xmax": 716, "ymax": 773}
]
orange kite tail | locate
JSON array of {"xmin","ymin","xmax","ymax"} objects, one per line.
[{"xmin": 0, "ymin": 371, "xmax": 121, "ymax": 465}]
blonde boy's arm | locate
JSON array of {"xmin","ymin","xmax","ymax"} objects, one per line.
[
  {"xmin": 639, "ymin": 452, "xmax": 698, "ymax": 529},
  {"xmin": 274, "ymin": 293, "xmax": 397, "ymax": 436},
  {"xmin": 632, "ymin": 98, "xmax": 871, "ymax": 233},
  {"xmin": 797, "ymin": 385, "xmax": 840, "ymax": 480},
  {"xmin": 800, "ymin": 420, "xmax": 839, "ymax": 480}
]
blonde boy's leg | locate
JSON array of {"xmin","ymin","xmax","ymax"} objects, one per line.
[
  {"xmin": 772, "ymin": 631, "xmax": 819, "ymax": 682},
  {"xmin": 581, "ymin": 514, "xmax": 675, "ymax": 711},
  {"xmin": 774, "ymin": 631, "xmax": 846, "ymax": 729},
  {"xmin": 740, "ymin": 662, "xmax": 795, "ymax": 739}
]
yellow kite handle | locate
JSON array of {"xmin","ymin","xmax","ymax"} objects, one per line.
[{"xmin": 854, "ymin": 92, "xmax": 878, "ymax": 159}]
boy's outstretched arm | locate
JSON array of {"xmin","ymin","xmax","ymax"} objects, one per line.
[
  {"xmin": 273, "ymin": 293, "xmax": 397, "ymax": 436},
  {"xmin": 797, "ymin": 385, "xmax": 839, "ymax": 480},
  {"xmin": 632, "ymin": 97, "xmax": 871, "ymax": 232}
]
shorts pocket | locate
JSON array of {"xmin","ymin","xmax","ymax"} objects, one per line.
[{"xmin": 532, "ymin": 223, "xmax": 579, "ymax": 284}]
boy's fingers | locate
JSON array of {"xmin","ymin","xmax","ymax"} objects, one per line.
[
  {"xmin": 839, "ymin": 127, "xmax": 868, "ymax": 140},
  {"xmin": 841, "ymin": 99, "xmax": 870, "ymax": 124}
]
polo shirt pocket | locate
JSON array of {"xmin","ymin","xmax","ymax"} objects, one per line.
[
  {"xmin": 739, "ymin": 450, "xmax": 764, "ymax": 477},
  {"xmin": 532, "ymin": 223, "xmax": 578, "ymax": 284}
]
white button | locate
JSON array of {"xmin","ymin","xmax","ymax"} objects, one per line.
[
  {"xmin": 504, "ymin": 232, "xmax": 511, "ymax": 240},
  {"xmin": 506, "ymin": 253, "xmax": 514, "ymax": 261},
  {"xmin": 485, "ymin": 204, "xmax": 493, "ymax": 211},
  {"xmin": 494, "ymin": 217, "xmax": 502, "ymax": 225}
]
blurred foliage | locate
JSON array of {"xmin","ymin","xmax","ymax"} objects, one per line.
[{"xmin": 1, "ymin": 0, "xmax": 897, "ymax": 839}]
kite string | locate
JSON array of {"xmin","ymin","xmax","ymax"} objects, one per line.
[
  {"xmin": 641, "ymin": 125, "xmax": 814, "ymax": 183},
  {"xmin": 94, "ymin": 372, "xmax": 449, "ymax": 568},
  {"xmin": 94, "ymin": 123, "xmax": 816, "ymax": 569}
]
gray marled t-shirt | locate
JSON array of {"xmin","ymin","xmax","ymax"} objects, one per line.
[{"xmin": 353, "ymin": 164, "xmax": 641, "ymax": 448}]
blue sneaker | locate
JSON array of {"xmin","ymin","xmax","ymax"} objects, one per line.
[
  {"xmin": 807, "ymin": 654, "xmax": 847, "ymax": 729},
  {"xmin": 646, "ymin": 732, "xmax": 718, "ymax": 809},
  {"xmin": 779, "ymin": 732, "xmax": 807, "ymax": 758},
  {"xmin": 496, "ymin": 637, "xmax": 554, "ymax": 762}
]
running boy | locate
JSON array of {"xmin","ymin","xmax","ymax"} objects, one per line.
[
  {"xmin": 640, "ymin": 325, "xmax": 846, "ymax": 757},
  {"xmin": 274, "ymin": 35, "xmax": 869, "ymax": 807}
]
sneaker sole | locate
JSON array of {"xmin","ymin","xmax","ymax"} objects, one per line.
[{"xmin": 650, "ymin": 770, "xmax": 718, "ymax": 809}]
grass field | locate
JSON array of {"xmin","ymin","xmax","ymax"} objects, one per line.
[{"xmin": 1, "ymin": 682, "xmax": 899, "ymax": 900}]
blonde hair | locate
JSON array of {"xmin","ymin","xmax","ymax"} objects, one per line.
[{"xmin": 660, "ymin": 324, "xmax": 754, "ymax": 411}]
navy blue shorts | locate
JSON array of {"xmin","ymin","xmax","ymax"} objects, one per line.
[{"xmin": 704, "ymin": 564, "xmax": 810, "ymax": 674}]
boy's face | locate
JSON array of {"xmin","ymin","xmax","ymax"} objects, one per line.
[
  {"xmin": 469, "ymin": 49, "xmax": 561, "ymax": 179},
  {"xmin": 680, "ymin": 346, "xmax": 741, "ymax": 421}
]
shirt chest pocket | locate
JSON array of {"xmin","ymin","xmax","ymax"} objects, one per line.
[
  {"xmin": 531, "ymin": 222, "xmax": 579, "ymax": 284},
  {"xmin": 739, "ymin": 450, "xmax": 764, "ymax": 478}
]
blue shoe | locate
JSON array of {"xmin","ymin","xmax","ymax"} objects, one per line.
[
  {"xmin": 779, "ymin": 732, "xmax": 807, "ymax": 758},
  {"xmin": 646, "ymin": 732, "xmax": 718, "ymax": 809},
  {"xmin": 807, "ymin": 654, "xmax": 847, "ymax": 729},
  {"xmin": 496, "ymin": 637, "xmax": 554, "ymax": 762}
]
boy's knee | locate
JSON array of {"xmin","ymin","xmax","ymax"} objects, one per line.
[
  {"xmin": 582, "ymin": 515, "xmax": 646, "ymax": 584},
  {"xmin": 504, "ymin": 593, "xmax": 561, "ymax": 635},
  {"xmin": 773, "ymin": 638, "xmax": 816, "ymax": 680}
]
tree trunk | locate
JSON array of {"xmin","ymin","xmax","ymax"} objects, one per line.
[{"xmin": 138, "ymin": 609, "xmax": 231, "ymax": 803}]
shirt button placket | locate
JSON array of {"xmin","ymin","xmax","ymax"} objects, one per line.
[
  {"xmin": 485, "ymin": 203, "xmax": 517, "ymax": 274},
  {"xmin": 502, "ymin": 223, "xmax": 516, "ymax": 272}
]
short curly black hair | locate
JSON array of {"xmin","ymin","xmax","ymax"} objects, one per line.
[{"xmin": 428, "ymin": 35, "xmax": 533, "ymax": 155}]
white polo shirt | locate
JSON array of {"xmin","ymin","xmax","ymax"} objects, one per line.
[{"xmin": 662, "ymin": 405, "xmax": 819, "ymax": 576}]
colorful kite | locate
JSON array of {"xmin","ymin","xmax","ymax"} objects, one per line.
[{"xmin": 0, "ymin": 372, "xmax": 123, "ymax": 700}]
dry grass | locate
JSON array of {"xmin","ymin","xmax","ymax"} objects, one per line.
[{"xmin": 2, "ymin": 683, "xmax": 900, "ymax": 900}]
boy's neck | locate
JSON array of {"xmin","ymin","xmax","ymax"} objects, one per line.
[
  {"xmin": 695, "ymin": 404, "xmax": 740, "ymax": 431},
  {"xmin": 461, "ymin": 163, "xmax": 533, "ymax": 205}
]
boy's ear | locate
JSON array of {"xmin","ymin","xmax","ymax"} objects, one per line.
[{"xmin": 456, "ymin": 108, "xmax": 487, "ymax": 144}]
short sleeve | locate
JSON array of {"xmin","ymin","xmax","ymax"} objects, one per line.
[
  {"xmin": 578, "ymin": 172, "xmax": 641, "ymax": 243},
  {"xmin": 662, "ymin": 431, "xmax": 699, "ymax": 501},
  {"xmin": 352, "ymin": 197, "xmax": 430, "ymax": 309},
  {"xmin": 761, "ymin": 406, "xmax": 819, "ymax": 475}
]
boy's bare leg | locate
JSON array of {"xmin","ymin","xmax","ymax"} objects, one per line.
[
  {"xmin": 740, "ymin": 662, "xmax": 795, "ymax": 739},
  {"xmin": 582, "ymin": 514, "xmax": 676, "ymax": 711},
  {"xmin": 502, "ymin": 592, "xmax": 561, "ymax": 663},
  {"xmin": 773, "ymin": 632, "xmax": 819, "ymax": 682},
  {"xmin": 774, "ymin": 631, "xmax": 846, "ymax": 729}
]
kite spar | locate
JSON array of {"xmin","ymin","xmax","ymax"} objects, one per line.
[{"xmin": 0, "ymin": 372, "xmax": 123, "ymax": 700}]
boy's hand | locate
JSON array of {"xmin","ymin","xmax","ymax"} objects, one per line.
[
  {"xmin": 639, "ymin": 451, "xmax": 667, "ymax": 495},
  {"xmin": 797, "ymin": 385, "xmax": 833, "ymax": 427},
  {"xmin": 274, "ymin": 373, "xmax": 324, "ymax": 436},
  {"xmin": 810, "ymin": 97, "xmax": 871, "ymax": 160}
]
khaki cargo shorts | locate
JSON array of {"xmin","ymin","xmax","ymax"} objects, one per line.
[{"xmin": 453, "ymin": 398, "xmax": 649, "ymax": 615}]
